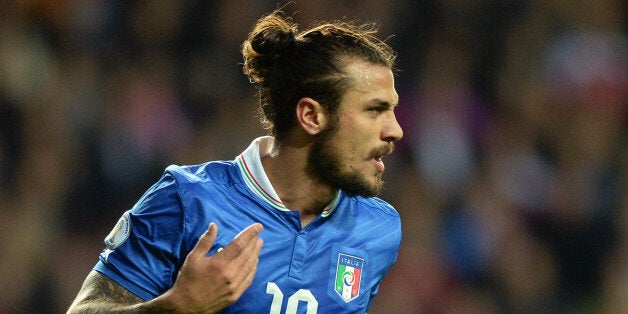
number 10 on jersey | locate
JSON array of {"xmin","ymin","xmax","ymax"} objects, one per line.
[{"xmin": 266, "ymin": 282, "xmax": 318, "ymax": 314}]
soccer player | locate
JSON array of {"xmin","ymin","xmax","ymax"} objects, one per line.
[{"xmin": 67, "ymin": 9, "xmax": 403, "ymax": 314}]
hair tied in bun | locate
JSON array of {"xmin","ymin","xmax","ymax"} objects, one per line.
[{"xmin": 283, "ymin": 31, "xmax": 296, "ymax": 49}]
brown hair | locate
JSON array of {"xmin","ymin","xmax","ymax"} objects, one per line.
[{"xmin": 242, "ymin": 10, "xmax": 396, "ymax": 142}]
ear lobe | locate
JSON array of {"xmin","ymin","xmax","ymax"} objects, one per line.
[{"xmin": 296, "ymin": 97, "xmax": 327, "ymax": 135}]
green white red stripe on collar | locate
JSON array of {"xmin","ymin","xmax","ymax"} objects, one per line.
[
  {"xmin": 236, "ymin": 152, "xmax": 288, "ymax": 211},
  {"xmin": 236, "ymin": 136, "xmax": 340, "ymax": 217},
  {"xmin": 321, "ymin": 190, "xmax": 340, "ymax": 218}
]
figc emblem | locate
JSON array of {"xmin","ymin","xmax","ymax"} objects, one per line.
[{"xmin": 334, "ymin": 253, "xmax": 364, "ymax": 302}]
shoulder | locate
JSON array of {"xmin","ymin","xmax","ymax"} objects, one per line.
[
  {"xmin": 352, "ymin": 195, "xmax": 400, "ymax": 219},
  {"xmin": 344, "ymin": 195, "xmax": 402, "ymax": 243},
  {"xmin": 164, "ymin": 160, "xmax": 239, "ymax": 186},
  {"xmin": 338, "ymin": 194, "xmax": 401, "ymax": 240},
  {"xmin": 339, "ymin": 195, "xmax": 402, "ymax": 266}
]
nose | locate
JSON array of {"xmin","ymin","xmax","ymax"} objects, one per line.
[{"xmin": 382, "ymin": 111, "xmax": 403, "ymax": 143}]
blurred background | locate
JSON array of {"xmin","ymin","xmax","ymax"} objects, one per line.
[{"xmin": 0, "ymin": 0, "xmax": 625, "ymax": 313}]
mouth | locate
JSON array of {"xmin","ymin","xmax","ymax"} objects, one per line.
[
  {"xmin": 374, "ymin": 156, "xmax": 385, "ymax": 172},
  {"xmin": 371, "ymin": 145, "xmax": 393, "ymax": 173}
]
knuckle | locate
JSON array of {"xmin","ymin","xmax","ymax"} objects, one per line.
[
  {"xmin": 231, "ymin": 239, "xmax": 245, "ymax": 251},
  {"xmin": 244, "ymin": 263, "xmax": 256, "ymax": 274},
  {"xmin": 223, "ymin": 271, "xmax": 236, "ymax": 284},
  {"xmin": 222, "ymin": 282, "xmax": 241, "ymax": 303},
  {"xmin": 217, "ymin": 268, "xmax": 237, "ymax": 285}
]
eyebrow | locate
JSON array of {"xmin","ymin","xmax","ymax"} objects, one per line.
[{"xmin": 369, "ymin": 98, "xmax": 398, "ymax": 109}]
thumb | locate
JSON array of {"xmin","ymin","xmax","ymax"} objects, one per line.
[{"xmin": 190, "ymin": 222, "xmax": 218, "ymax": 259}]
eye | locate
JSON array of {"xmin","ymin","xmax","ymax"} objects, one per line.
[
  {"xmin": 367, "ymin": 106, "xmax": 386, "ymax": 113},
  {"xmin": 365, "ymin": 100, "xmax": 397, "ymax": 116}
]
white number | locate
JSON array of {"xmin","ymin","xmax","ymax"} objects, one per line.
[
  {"xmin": 266, "ymin": 282, "xmax": 319, "ymax": 314},
  {"xmin": 266, "ymin": 282, "xmax": 284, "ymax": 313},
  {"xmin": 287, "ymin": 289, "xmax": 318, "ymax": 314}
]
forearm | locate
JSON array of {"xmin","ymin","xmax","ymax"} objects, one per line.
[
  {"xmin": 68, "ymin": 222, "xmax": 261, "ymax": 314},
  {"xmin": 67, "ymin": 301, "xmax": 146, "ymax": 313},
  {"xmin": 67, "ymin": 270, "xmax": 177, "ymax": 314}
]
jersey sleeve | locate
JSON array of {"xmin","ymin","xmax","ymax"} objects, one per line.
[
  {"xmin": 93, "ymin": 172, "xmax": 186, "ymax": 300},
  {"xmin": 365, "ymin": 198, "xmax": 403, "ymax": 311}
]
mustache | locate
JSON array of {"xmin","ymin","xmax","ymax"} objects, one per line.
[{"xmin": 370, "ymin": 143, "xmax": 395, "ymax": 159}]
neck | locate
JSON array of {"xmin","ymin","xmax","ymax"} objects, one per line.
[{"xmin": 261, "ymin": 138, "xmax": 336, "ymax": 218}]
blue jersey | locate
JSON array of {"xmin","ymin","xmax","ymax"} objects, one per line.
[{"xmin": 94, "ymin": 137, "xmax": 402, "ymax": 313}]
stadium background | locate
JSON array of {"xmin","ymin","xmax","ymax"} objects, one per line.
[{"xmin": 0, "ymin": 1, "xmax": 625, "ymax": 313}]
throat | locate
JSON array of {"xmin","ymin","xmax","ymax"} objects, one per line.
[
  {"xmin": 299, "ymin": 213, "xmax": 317, "ymax": 228},
  {"xmin": 287, "ymin": 192, "xmax": 339, "ymax": 228}
]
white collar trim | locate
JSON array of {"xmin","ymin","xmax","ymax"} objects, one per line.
[{"xmin": 236, "ymin": 136, "xmax": 339, "ymax": 217}]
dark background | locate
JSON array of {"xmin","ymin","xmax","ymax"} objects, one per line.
[{"xmin": 0, "ymin": 1, "xmax": 625, "ymax": 313}]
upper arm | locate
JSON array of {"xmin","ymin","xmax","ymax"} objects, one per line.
[
  {"xmin": 67, "ymin": 270, "xmax": 144, "ymax": 313},
  {"xmin": 94, "ymin": 172, "xmax": 187, "ymax": 300}
]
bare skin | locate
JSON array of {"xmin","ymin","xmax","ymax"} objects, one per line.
[
  {"xmin": 67, "ymin": 223, "xmax": 263, "ymax": 314},
  {"xmin": 262, "ymin": 60, "xmax": 402, "ymax": 227}
]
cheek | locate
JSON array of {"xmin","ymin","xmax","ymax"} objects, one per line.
[
  {"xmin": 339, "ymin": 114, "xmax": 368, "ymax": 137},
  {"xmin": 347, "ymin": 111, "xmax": 380, "ymax": 132},
  {"xmin": 339, "ymin": 139, "xmax": 368, "ymax": 170},
  {"xmin": 336, "ymin": 127, "xmax": 367, "ymax": 153},
  {"xmin": 336, "ymin": 114, "xmax": 375, "ymax": 152}
]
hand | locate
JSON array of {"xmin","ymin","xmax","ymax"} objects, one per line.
[{"xmin": 146, "ymin": 222, "xmax": 264, "ymax": 313}]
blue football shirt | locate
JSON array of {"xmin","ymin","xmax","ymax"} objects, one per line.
[{"xmin": 94, "ymin": 136, "xmax": 402, "ymax": 313}]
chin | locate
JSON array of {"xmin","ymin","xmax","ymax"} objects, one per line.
[{"xmin": 340, "ymin": 177, "xmax": 383, "ymax": 197}]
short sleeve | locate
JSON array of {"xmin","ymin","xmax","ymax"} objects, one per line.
[{"xmin": 94, "ymin": 173, "xmax": 185, "ymax": 300}]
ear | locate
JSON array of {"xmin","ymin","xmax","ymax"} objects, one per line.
[{"xmin": 296, "ymin": 97, "xmax": 328, "ymax": 135}]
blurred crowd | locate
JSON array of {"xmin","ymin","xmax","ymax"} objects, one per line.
[{"xmin": 0, "ymin": 1, "xmax": 625, "ymax": 313}]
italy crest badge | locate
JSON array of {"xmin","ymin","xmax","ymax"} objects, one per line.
[{"xmin": 334, "ymin": 253, "xmax": 364, "ymax": 302}]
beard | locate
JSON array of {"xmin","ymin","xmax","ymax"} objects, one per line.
[{"xmin": 307, "ymin": 121, "xmax": 385, "ymax": 197}]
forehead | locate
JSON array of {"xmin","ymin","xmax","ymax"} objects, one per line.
[{"xmin": 341, "ymin": 59, "xmax": 398, "ymax": 105}]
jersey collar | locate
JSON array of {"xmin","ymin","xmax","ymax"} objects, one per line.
[{"xmin": 236, "ymin": 136, "xmax": 340, "ymax": 218}]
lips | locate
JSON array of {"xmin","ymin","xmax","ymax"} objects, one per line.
[
  {"xmin": 374, "ymin": 156, "xmax": 385, "ymax": 172},
  {"xmin": 371, "ymin": 144, "xmax": 393, "ymax": 173}
]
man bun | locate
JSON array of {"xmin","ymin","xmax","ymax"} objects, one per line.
[
  {"xmin": 242, "ymin": 11, "xmax": 298, "ymax": 84},
  {"xmin": 241, "ymin": 9, "xmax": 396, "ymax": 141}
]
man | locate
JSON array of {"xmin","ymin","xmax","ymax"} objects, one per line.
[{"xmin": 68, "ymin": 9, "xmax": 403, "ymax": 313}]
